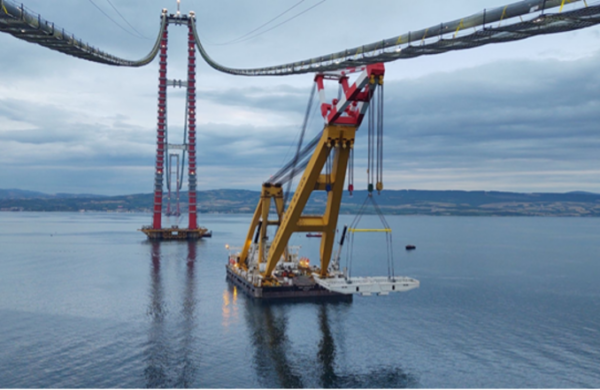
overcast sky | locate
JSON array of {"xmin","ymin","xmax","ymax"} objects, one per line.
[{"xmin": 1, "ymin": 0, "xmax": 600, "ymax": 195}]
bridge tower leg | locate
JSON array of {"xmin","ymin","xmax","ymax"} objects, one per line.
[
  {"xmin": 152, "ymin": 25, "xmax": 169, "ymax": 229},
  {"xmin": 187, "ymin": 22, "xmax": 198, "ymax": 230}
]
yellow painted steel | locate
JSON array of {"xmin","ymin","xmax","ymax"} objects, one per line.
[
  {"xmin": 263, "ymin": 125, "xmax": 356, "ymax": 278},
  {"xmin": 559, "ymin": 0, "xmax": 573, "ymax": 12},
  {"xmin": 238, "ymin": 184, "xmax": 284, "ymax": 270},
  {"xmin": 348, "ymin": 228, "xmax": 392, "ymax": 233},
  {"xmin": 453, "ymin": 19, "xmax": 464, "ymax": 38},
  {"xmin": 420, "ymin": 28, "xmax": 429, "ymax": 45},
  {"xmin": 499, "ymin": 6, "xmax": 508, "ymax": 26}
]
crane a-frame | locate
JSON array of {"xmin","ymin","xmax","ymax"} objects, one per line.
[{"xmin": 243, "ymin": 64, "xmax": 384, "ymax": 278}]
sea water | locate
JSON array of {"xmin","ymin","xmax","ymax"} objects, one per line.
[{"xmin": 0, "ymin": 212, "xmax": 599, "ymax": 388}]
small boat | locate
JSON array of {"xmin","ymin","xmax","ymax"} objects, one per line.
[
  {"xmin": 306, "ymin": 233, "xmax": 322, "ymax": 238},
  {"xmin": 405, "ymin": 245, "xmax": 416, "ymax": 250},
  {"xmin": 202, "ymin": 231, "xmax": 213, "ymax": 238}
]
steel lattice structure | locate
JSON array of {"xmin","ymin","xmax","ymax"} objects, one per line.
[
  {"xmin": 191, "ymin": 0, "xmax": 600, "ymax": 75},
  {"xmin": 0, "ymin": 0, "xmax": 165, "ymax": 66},
  {"xmin": 2, "ymin": 0, "xmax": 600, "ymax": 74}
]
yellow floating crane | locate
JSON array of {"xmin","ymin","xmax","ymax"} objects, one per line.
[{"xmin": 226, "ymin": 64, "xmax": 419, "ymax": 299}]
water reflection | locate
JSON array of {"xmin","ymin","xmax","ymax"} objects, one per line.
[
  {"xmin": 177, "ymin": 241, "xmax": 197, "ymax": 388},
  {"xmin": 244, "ymin": 302, "xmax": 304, "ymax": 388},
  {"xmin": 144, "ymin": 241, "xmax": 199, "ymax": 388},
  {"xmin": 222, "ymin": 285, "xmax": 239, "ymax": 327},
  {"xmin": 317, "ymin": 304, "xmax": 338, "ymax": 388},
  {"xmin": 244, "ymin": 301, "xmax": 418, "ymax": 388},
  {"xmin": 144, "ymin": 242, "xmax": 169, "ymax": 387}
]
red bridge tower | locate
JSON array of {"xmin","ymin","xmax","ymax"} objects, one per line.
[{"xmin": 141, "ymin": 9, "xmax": 208, "ymax": 240}]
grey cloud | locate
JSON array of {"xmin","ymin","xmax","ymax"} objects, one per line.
[
  {"xmin": 377, "ymin": 54, "xmax": 600, "ymax": 167},
  {"xmin": 198, "ymin": 84, "xmax": 312, "ymax": 115},
  {"xmin": 3, "ymin": 49, "xmax": 600, "ymax": 194},
  {"xmin": 2, "ymin": 1, "xmax": 600, "ymax": 194}
]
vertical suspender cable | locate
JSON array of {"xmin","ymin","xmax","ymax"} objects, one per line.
[
  {"xmin": 376, "ymin": 78, "xmax": 384, "ymax": 194},
  {"xmin": 179, "ymin": 98, "xmax": 188, "ymax": 192}
]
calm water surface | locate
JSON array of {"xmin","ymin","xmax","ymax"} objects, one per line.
[{"xmin": 0, "ymin": 212, "xmax": 599, "ymax": 388}]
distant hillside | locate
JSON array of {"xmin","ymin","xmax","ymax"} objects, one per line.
[
  {"xmin": 1, "ymin": 188, "xmax": 599, "ymax": 216},
  {"xmin": 0, "ymin": 189, "xmax": 106, "ymax": 200},
  {"xmin": 0, "ymin": 189, "xmax": 52, "ymax": 199}
]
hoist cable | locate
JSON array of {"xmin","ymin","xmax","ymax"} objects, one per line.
[
  {"xmin": 277, "ymin": 158, "xmax": 311, "ymax": 184},
  {"xmin": 270, "ymin": 131, "xmax": 321, "ymax": 183},
  {"xmin": 369, "ymin": 195, "xmax": 394, "ymax": 279},
  {"xmin": 348, "ymin": 147, "xmax": 354, "ymax": 194},
  {"xmin": 344, "ymin": 194, "xmax": 372, "ymax": 279},
  {"xmin": 367, "ymin": 87, "xmax": 376, "ymax": 190},
  {"xmin": 344, "ymin": 193, "xmax": 396, "ymax": 279},
  {"xmin": 325, "ymin": 149, "xmax": 332, "ymax": 191},
  {"xmin": 376, "ymin": 83, "xmax": 384, "ymax": 193},
  {"xmin": 284, "ymin": 83, "xmax": 316, "ymax": 205}
]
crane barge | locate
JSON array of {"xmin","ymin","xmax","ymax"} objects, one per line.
[{"xmin": 226, "ymin": 64, "xmax": 419, "ymax": 300}]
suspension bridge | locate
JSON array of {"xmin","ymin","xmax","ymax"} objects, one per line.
[{"xmin": 2, "ymin": 0, "xmax": 600, "ymax": 297}]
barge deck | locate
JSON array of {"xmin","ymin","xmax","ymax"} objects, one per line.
[
  {"xmin": 140, "ymin": 226, "xmax": 208, "ymax": 240},
  {"xmin": 226, "ymin": 265, "xmax": 351, "ymax": 302}
]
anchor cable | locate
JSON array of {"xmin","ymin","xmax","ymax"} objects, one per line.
[
  {"xmin": 226, "ymin": 0, "xmax": 327, "ymax": 45},
  {"xmin": 211, "ymin": 0, "xmax": 307, "ymax": 45},
  {"xmin": 103, "ymin": 0, "xmax": 149, "ymax": 39},
  {"xmin": 86, "ymin": 0, "xmax": 146, "ymax": 39}
]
